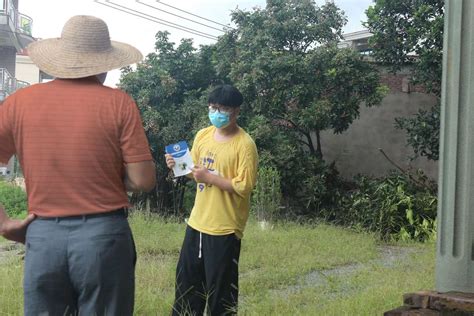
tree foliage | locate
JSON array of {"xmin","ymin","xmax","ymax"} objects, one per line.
[
  {"xmin": 0, "ymin": 181, "xmax": 27, "ymax": 218},
  {"xmin": 214, "ymin": 0, "xmax": 387, "ymax": 211},
  {"xmin": 120, "ymin": 0, "xmax": 387, "ymax": 215},
  {"xmin": 213, "ymin": 0, "xmax": 387, "ymax": 159},
  {"xmin": 119, "ymin": 32, "xmax": 219, "ymax": 214},
  {"xmin": 365, "ymin": 0, "xmax": 444, "ymax": 160}
]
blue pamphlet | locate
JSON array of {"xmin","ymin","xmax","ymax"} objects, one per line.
[{"xmin": 165, "ymin": 141, "xmax": 194, "ymax": 177}]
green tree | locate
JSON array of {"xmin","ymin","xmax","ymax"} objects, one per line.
[
  {"xmin": 365, "ymin": 0, "xmax": 444, "ymax": 161},
  {"xmin": 220, "ymin": 0, "xmax": 387, "ymax": 159},
  {"xmin": 119, "ymin": 32, "xmax": 218, "ymax": 215},
  {"xmin": 120, "ymin": 1, "xmax": 388, "ymax": 215},
  {"xmin": 212, "ymin": 0, "xmax": 387, "ymax": 212}
]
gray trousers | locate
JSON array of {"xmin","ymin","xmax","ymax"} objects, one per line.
[{"xmin": 23, "ymin": 212, "xmax": 136, "ymax": 316}]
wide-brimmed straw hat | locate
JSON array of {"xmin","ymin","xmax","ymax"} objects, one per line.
[{"xmin": 28, "ymin": 15, "xmax": 143, "ymax": 79}]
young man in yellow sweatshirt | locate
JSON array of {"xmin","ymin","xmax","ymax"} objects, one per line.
[{"xmin": 166, "ymin": 85, "xmax": 258, "ymax": 315}]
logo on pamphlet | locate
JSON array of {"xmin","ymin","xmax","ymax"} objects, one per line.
[{"xmin": 165, "ymin": 141, "xmax": 194, "ymax": 177}]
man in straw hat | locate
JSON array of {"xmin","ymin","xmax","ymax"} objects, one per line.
[{"xmin": 0, "ymin": 15, "xmax": 155, "ymax": 315}]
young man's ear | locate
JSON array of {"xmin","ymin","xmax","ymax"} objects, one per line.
[{"xmin": 233, "ymin": 107, "xmax": 241, "ymax": 118}]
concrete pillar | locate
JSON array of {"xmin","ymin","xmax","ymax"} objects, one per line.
[
  {"xmin": 0, "ymin": 46, "xmax": 17, "ymax": 75},
  {"xmin": 436, "ymin": 0, "xmax": 474, "ymax": 292}
]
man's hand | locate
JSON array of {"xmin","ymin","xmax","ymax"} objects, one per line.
[
  {"xmin": 191, "ymin": 166, "xmax": 235, "ymax": 193},
  {"xmin": 165, "ymin": 154, "xmax": 175, "ymax": 169},
  {"xmin": 192, "ymin": 165, "xmax": 212, "ymax": 184},
  {"xmin": 0, "ymin": 214, "xmax": 36, "ymax": 244}
]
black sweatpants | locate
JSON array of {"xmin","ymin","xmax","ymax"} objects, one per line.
[{"xmin": 172, "ymin": 225, "xmax": 241, "ymax": 316}]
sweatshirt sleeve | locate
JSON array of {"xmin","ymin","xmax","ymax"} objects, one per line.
[{"xmin": 231, "ymin": 138, "xmax": 258, "ymax": 198}]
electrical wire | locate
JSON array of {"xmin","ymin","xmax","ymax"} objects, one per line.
[
  {"xmin": 94, "ymin": 0, "xmax": 218, "ymax": 40},
  {"xmin": 106, "ymin": 0, "xmax": 218, "ymax": 39},
  {"xmin": 136, "ymin": 0, "xmax": 225, "ymax": 33},
  {"xmin": 154, "ymin": 0, "xmax": 234, "ymax": 29}
]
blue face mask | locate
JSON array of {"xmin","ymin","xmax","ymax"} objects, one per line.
[{"xmin": 209, "ymin": 111, "xmax": 230, "ymax": 128}]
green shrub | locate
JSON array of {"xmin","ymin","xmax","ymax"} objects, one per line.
[
  {"xmin": 325, "ymin": 171, "xmax": 437, "ymax": 242},
  {"xmin": 252, "ymin": 166, "xmax": 282, "ymax": 222},
  {"xmin": 0, "ymin": 181, "xmax": 27, "ymax": 218}
]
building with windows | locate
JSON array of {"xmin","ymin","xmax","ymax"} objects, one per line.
[
  {"xmin": 338, "ymin": 29, "xmax": 372, "ymax": 54},
  {"xmin": 0, "ymin": 0, "xmax": 34, "ymax": 177}
]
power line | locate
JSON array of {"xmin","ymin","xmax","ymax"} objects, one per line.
[
  {"xmin": 153, "ymin": 0, "xmax": 234, "ymax": 30},
  {"xmin": 94, "ymin": 0, "xmax": 218, "ymax": 40},
  {"xmin": 105, "ymin": 0, "xmax": 218, "ymax": 39},
  {"xmin": 136, "ymin": 0, "xmax": 226, "ymax": 33}
]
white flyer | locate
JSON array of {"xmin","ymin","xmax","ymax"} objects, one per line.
[{"xmin": 165, "ymin": 141, "xmax": 194, "ymax": 177}]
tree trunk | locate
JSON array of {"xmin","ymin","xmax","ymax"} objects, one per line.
[
  {"xmin": 305, "ymin": 132, "xmax": 316, "ymax": 157},
  {"xmin": 315, "ymin": 130, "xmax": 323, "ymax": 159}
]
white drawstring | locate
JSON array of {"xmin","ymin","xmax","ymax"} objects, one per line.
[{"xmin": 198, "ymin": 232, "xmax": 202, "ymax": 259}]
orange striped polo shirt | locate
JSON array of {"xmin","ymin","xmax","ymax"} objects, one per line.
[{"xmin": 0, "ymin": 77, "xmax": 152, "ymax": 217}]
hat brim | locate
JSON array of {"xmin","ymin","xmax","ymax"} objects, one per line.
[{"xmin": 28, "ymin": 38, "xmax": 143, "ymax": 79}]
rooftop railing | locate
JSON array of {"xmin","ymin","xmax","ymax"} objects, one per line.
[
  {"xmin": 0, "ymin": 68, "xmax": 14, "ymax": 97},
  {"xmin": 0, "ymin": 0, "xmax": 33, "ymax": 36},
  {"xmin": 0, "ymin": 68, "xmax": 29, "ymax": 102}
]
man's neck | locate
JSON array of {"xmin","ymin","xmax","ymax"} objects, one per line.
[{"xmin": 215, "ymin": 123, "xmax": 239, "ymax": 138}]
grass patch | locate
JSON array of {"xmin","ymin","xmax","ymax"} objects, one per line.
[
  {"xmin": 0, "ymin": 255, "xmax": 24, "ymax": 315},
  {"xmin": 0, "ymin": 213, "xmax": 435, "ymax": 315}
]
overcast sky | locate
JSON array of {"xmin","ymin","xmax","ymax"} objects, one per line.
[{"xmin": 19, "ymin": 0, "xmax": 373, "ymax": 86}]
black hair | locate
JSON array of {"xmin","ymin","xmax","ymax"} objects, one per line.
[{"xmin": 208, "ymin": 85, "xmax": 244, "ymax": 108}]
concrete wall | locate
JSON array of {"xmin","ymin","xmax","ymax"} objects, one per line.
[
  {"xmin": 319, "ymin": 91, "xmax": 438, "ymax": 180},
  {"xmin": 16, "ymin": 54, "xmax": 39, "ymax": 84}
]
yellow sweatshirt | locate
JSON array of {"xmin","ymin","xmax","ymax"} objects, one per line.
[{"xmin": 187, "ymin": 126, "xmax": 258, "ymax": 238}]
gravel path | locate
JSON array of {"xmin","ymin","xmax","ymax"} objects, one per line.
[
  {"xmin": 0, "ymin": 241, "xmax": 24, "ymax": 262},
  {"xmin": 272, "ymin": 245, "xmax": 415, "ymax": 297}
]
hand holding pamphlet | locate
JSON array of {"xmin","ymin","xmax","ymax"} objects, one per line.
[{"xmin": 165, "ymin": 141, "xmax": 194, "ymax": 177}]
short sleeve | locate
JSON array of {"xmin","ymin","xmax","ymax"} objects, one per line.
[
  {"xmin": 0, "ymin": 98, "xmax": 16, "ymax": 164},
  {"xmin": 120, "ymin": 95, "xmax": 153, "ymax": 163},
  {"xmin": 231, "ymin": 138, "xmax": 258, "ymax": 198}
]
